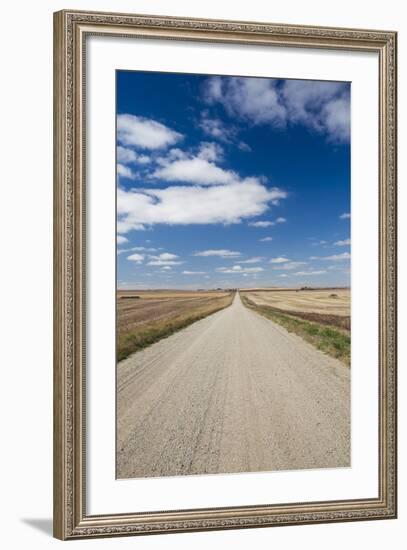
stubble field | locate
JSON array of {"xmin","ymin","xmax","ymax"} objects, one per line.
[
  {"xmin": 242, "ymin": 288, "xmax": 350, "ymax": 327},
  {"xmin": 240, "ymin": 288, "xmax": 351, "ymax": 365},
  {"xmin": 117, "ymin": 289, "xmax": 234, "ymax": 361}
]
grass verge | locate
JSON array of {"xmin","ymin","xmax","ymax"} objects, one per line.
[
  {"xmin": 241, "ymin": 295, "xmax": 350, "ymax": 366},
  {"xmin": 118, "ymin": 293, "xmax": 234, "ymax": 362}
]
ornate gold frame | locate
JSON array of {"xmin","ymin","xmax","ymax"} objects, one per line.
[{"xmin": 53, "ymin": 9, "xmax": 397, "ymax": 540}]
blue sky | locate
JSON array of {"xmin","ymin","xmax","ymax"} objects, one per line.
[{"xmin": 116, "ymin": 71, "xmax": 350, "ymax": 289}]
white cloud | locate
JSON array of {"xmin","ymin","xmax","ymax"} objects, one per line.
[
  {"xmin": 294, "ymin": 270, "xmax": 327, "ymax": 276},
  {"xmin": 240, "ymin": 257, "xmax": 264, "ymax": 264},
  {"xmin": 260, "ymin": 236, "xmax": 273, "ymax": 242},
  {"xmin": 282, "ymin": 80, "xmax": 350, "ymax": 142},
  {"xmin": 147, "ymin": 260, "xmax": 183, "ymax": 266},
  {"xmin": 194, "ymin": 249, "xmax": 241, "ymax": 258},
  {"xmin": 117, "ymin": 235, "xmax": 129, "ymax": 245},
  {"xmin": 146, "ymin": 252, "xmax": 182, "ymax": 266},
  {"xmin": 199, "ymin": 112, "xmax": 251, "ymax": 151},
  {"xmin": 311, "ymin": 239, "xmax": 328, "ymax": 246},
  {"xmin": 117, "ymin": 145, "xmax": 150, "ymax": 165},
  {"xmin": 150, "ymin": 252, "xmax": 178, "ymax": 261},
  {"xmin": 238, "ymin": 141, "xmax": 251, "ymax": 152},
  {"xmin": 182, "ymin": 271, "xmax": 207, "ymax": 275},
  {"xmin": 334, "ymin": 238, "xmax": 351, "ymax": 246},
  {"xmin": 276, "ymin": 217, "xmax": 286, "ymax": 223},
  {"xmin": 204, "ymin": 76, "xmax": 286, "ymax": 126},
  {"xmin": 161, "ymin": 266, "xmax": 172, "ymax": 271},
  {"xmin": 216, "ymin": 265, "xmax": 264, "ymax": 274},
  {"xmin": 321, "ymin": 97, "xmax": 350, "ymax": 143},
  {"xmin": 199, "ymin": 114, "xmax": 235, "ymax": 142},
  {"xmin": 272, "ymin": 261, "xmax": 307, "ymax": 270},
  {"xmin": 340, "ymin": 212, "xmax": 351, "ymax": 219},
  {"xmin": 203, "ymin": 77, "xmax": 350, "ymax": 143},
  {"xmin": 117, "ymin": 164, "xmax": 135, "ymax": 180},
  {"xmin": 117, "ymin": 181, "xmax": 286, "ymax": 232},
  {"xmin": 310, "ymin": 252, "xmax": 350, "ymax": 261},
  {"xmin": 197, "ymin": 142, "xmax": 224, "ymax": 162},
  {"xmin": 153, "ymin": 155, "xmax": 237, "ymax": 186},
  {"xmin": 117, "ymin": 219, "xmax": 145, "ymax": 232},
  {"xmin": 117, "ymin": 114, "xmax": 183, "ymax": 150},
  {"xmin": 248, "ymin": 220, "xmax": 274, "ymax": 228},
  {"xmin": 200, "ymin": 116, "xmax": 228, "ymax": 140},
  {"xmin": 127, "ymin": 253, "xmax": 144, "ymax": 263},
  {"xmin": 117, "ymin": 146, "xmax": 137, "ymax": 164},
  {"xmin": 270, "ymin": 257, "xmax": 290, "ymax": 264},
  {"xmin": 279, "ymin": 274, "xmax": 288, "ymax": 278}
]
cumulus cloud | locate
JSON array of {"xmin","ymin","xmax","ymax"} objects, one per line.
[
  {"xmin": 334, "ymin": 238, "xmax": 351, "ymax": 246},
  {"xmin": 194, "ymin": 249, "xmax": 241, "ymax": 258},
  {"xmin": 152, "ymin": 148, "xmax": 238, "ymax": 186},
  {"xmin": 204, "ymin": 77, "xmax": 286, "ymax": 127},
  {"xmin": 272, "ymin": 261, "xmax": 307, "ymax": 270},
  {"xmin": 248, "ymin": 220, "xmax": 274, "ymax": 228},
  {"xmin": 240, "ymin": 257, "xmax": 264, "ymax": 264},
  {"xmin": 197, "ymin": 142, "xmax": 224, "ymax": 162},
  {"xmin": 117, "ymin": 146, "xmax": 150, "ymax": 165},
  {"xmin": 203, "ymin": 76, "xmax": 350, "ymax": 143},
  {"xmin": 216, "ymin": 265, "xmax": 264, "ymax": 274},
  {"xmin": 117, "ymin": 114, "xmax": 183, "ymax": 149},
  {"xmin": 117, "ymin": 235, "xmax": 129, "ymax": 245},
  {"xmin": 117, "ymin": 181, "xmax": 286, "ymax": 232},
  {"xmin": 147, "ymin": 259, "xmax": 182, "ymax": 266},
  {"xmin": 156, "ymin": 158, "xmax": 233, "ymax": 185},
  {"xmin": 260, "ymin": 236, "xmax": 273, "ymax": 242},
  {"xmin": 340, "ymin": 212, "xmax": 351, "ymax": 219},
  {"xmin": 199, "ymin": 112, "xmax": 251, "ymax": 151},
  {"xmin": 249, "ymin": 217, "xmax": 285, "ymax": 227},
  {"xmin": 282, "ymin": 80, "xmax": 350, "ymax": 142},
  {"xmin": 270, "ymin": 257, "xmax": 290, "ymax": 263},
  {"xmin": 127, "ymin": 253, "xmax": 144, "ymax": 263},
  {"xmin": 182, "ymin": 271, "xmax": 207, "ymax": 275},
  {"xmin": 117, "ymin": 146, "xmax": 137, "ymax": 163},
  {"xmin": 310, "ymin": 252, "xmax": 350, "ymax": 261},
  {"xmin": 146, "ymin": 252, "xmax": 182, "ymax": 266},
  {"xmin": 154, "ymin": 252, "xmax": 178, "ymax": 261},
  {"xmin": 117, "ymin": 164, "xmax": 135, "ymax": 180},
  {"xmin": 199, "ymin": 113, "xmax": 235, "ymax": 142}
]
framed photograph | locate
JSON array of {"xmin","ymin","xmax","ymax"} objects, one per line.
[{"xmin": 53, "ymin": 9, "xmax": 397, "ymax": 540}]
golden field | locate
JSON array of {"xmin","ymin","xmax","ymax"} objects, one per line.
[
  {"xmin": 117, "ymin": 290, "xmax": 234, "ymax": 361},
  {"xmin": 241, "ymin": 288, "xmax": 350, "ymax": 316}
]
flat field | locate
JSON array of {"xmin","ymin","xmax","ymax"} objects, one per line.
[
  {"xmin": 117, "ymin": 289, "xmax": 234, "ymax": 361},
  {"xmin": 240, "ymin": 288, "xmax": 351, "ymax": 365},
  {"xmin": 241, "ymin": 288, "xmax": 350, "ymax": 327}
]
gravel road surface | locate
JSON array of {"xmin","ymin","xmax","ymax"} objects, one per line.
[{"xmin": 117, "ymin": 292, "xmax": 350, "ymax": 479}]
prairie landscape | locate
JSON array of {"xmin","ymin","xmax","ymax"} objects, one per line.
[
  {"xmin": 117, "ymin": 290, "xmax": 350, "ymax": 479},
  {"xmin": 117, "ymin": 289, "xmax": 234, "ymax": 361},
  {"xmin": 115, "ymin": 70, "xmax": 351, "ymax": 479}
]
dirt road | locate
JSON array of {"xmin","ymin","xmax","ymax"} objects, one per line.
[{"xmin": 117, "ymin": 292, "xmax": 350, "ymax": 479}]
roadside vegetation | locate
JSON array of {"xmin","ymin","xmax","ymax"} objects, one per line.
[
  {"xmin": 241, "ymin": 295, "xmax": 350, "ymax": 366},
  {"xmin": 118, "ymin": 291, "xmax": 234, "ymax": 361}
]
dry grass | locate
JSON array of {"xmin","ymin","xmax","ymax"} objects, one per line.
[
  {"xmin": 117, "ymin": 290, "xmax": 234, "ymax": 361},
  {"xmin": 241, "ymin": 291, "xmax": 351, "ymax": 366}
]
